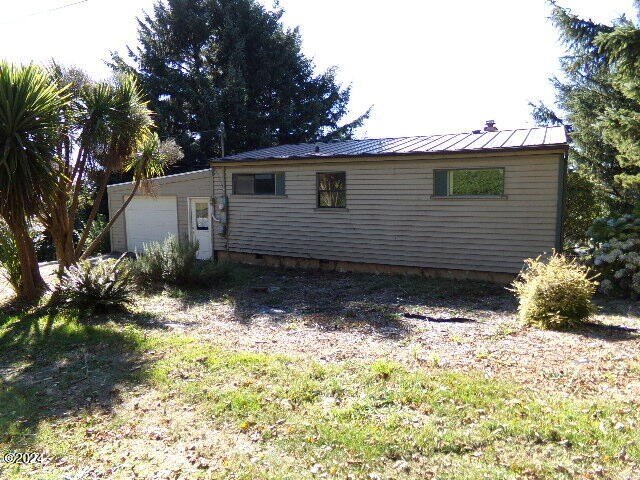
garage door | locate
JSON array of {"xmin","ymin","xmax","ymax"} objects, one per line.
[{"xmin": 125, "ymin": 196, "xmax": 179, "ymax": 252}]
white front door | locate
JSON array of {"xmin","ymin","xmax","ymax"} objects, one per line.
[{"xmin": 189, "ymin": 198, "xmax": 212, "ymax": 260}]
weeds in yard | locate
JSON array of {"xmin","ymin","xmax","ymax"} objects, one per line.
[
  {"xmin": 370, "ymin": 359, "xmax": 399, "ymax": 379},
  {"xmin": 430, "ymin": 353, "xmax": 441, "ymax": 367},
  {"xmin": 492, "ymin": 322, "xmax": 521, "ymax": 339},
  {"xmin": 475, "ymin": 349, "xmax": 490, "ymax": 360}
]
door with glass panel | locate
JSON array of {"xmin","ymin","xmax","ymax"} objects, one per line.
[{"xmin": 189, "ymin": 198, "xmax": 212, "ymax": 259}]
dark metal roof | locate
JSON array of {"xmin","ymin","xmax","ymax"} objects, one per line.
[{"xmin": 214, "ymin": 126, "xmax": 568, "ymax": 163}]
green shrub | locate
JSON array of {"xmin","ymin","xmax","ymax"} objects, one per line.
[
  {"xmin": 588, "ymin": 215, "xmax": 640, "ymax": 297},
  {"xmin": 511, "ymin": 253, "xmax": 598, "ymax": 330},
  {"xmin": 59, "ymin": 256, "xmax": 134, "ymax": 313},
  {"xmin": 132, "ymin": 235, "xmax": 199, "ymax": 287},
  {"xmin": 131, "ymin": 242, "xmax": 165, "ymax": 285},
  {"xmin": 132, "ymin": 236, "xmax": 233, "ymax": 288},
  {"xmin": 564, "ymin": 169, "xmax": 608, "ymax": 248},
  {"xmin": 0, "ymin": 221, "xmax": 22, "ymax": 294}
]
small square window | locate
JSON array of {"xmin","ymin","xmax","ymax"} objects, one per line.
[{"xmin": 317, "ymin": 172, "xmax": 346, "ymax": 208}]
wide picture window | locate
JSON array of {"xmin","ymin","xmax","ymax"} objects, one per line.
[
  {"xmin": 232, "ymin": 173, "xmax": 285, "ymax": 195},
  {"xmin": 434, "ymin": 168, "xmax": 504, "ymax": 197}
]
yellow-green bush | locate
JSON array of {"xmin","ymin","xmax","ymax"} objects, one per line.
[{"xmin": 511, "ymin": 253, "xmax": 598, "ymax": 329}]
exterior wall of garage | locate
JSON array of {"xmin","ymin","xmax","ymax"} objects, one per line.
[
  {"xmin": 107, "ymin": 169, "xmax": 212, "ymax": 252},
  {"xmin": 211, "ymin": 150, "xmax": 566, "ymax": 275}
]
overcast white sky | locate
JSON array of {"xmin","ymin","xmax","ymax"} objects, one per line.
[{"xmin": 1, "ymin": 0, "xmax": 636, "ymax": 138}]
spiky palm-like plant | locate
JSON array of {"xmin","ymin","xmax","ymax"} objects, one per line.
[
  {"xmin": 41, "ymin": 70, "xmax": 180, "ymax": 268},
  {"xmin": 0, "ymin": 62, "xmax": 69, "ymax": 301},
  {"xmin": 0, "ymin": 62, "xmax": 179, "ymax": 300}
]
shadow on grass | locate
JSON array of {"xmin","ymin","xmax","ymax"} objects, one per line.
[
  {"xmin": 402, "ymin": 313, "xmax": 477, "ymax": 323},
  {"xmin": 0, "ymin": 310, "xmax": 151, "ymax": 447},
  {"xmin": 84, "ymin": 307, "xmax": 171, "ymax": 332},
  {"xmin": 156, "ymin": 264, "xmax": 515, "ymax": 339},
  {"xmin": 0, "ymin": 296, "xmax": 40, "ymax": 322}
]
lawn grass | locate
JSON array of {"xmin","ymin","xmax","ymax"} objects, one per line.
[{"xmin": 0, "ymin": 311, "xmax": 638, "ymax": 479}]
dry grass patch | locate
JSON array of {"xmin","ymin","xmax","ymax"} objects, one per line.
[{"xmin": 132, "ymin": 265, "xmax": 640, "ymax": 399}]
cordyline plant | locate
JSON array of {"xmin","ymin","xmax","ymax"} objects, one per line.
[
  {"xmin": 41, "ymin": 64, "xmax": 182, "ymax": 271},
  {"xmin": 58, "ymin": 253, "xmax": 134, "ymax": 313},
  {"xmin": 0, "ymin": 62, "xmax": 69, "ymax": 301},
  {"xmin": 0, "ymin": 62, "xmax": 182, "ymax": 301}
]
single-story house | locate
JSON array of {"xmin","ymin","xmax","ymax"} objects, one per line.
[{"xmin": 107, "ymin": 125, "xmax": 568, "ymax": 282}]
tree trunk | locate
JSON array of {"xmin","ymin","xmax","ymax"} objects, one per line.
[
  {"xmin": 6, "ymin": 216, "xmax": 46, "ymax": 302},
  {"xmin": 51, "ymin": 223, "xmax": 76, "ymax": 273},
  {"xmin": 79, "ymin": 180, "xmax": 141, "ymax": 261},
  {"xmin": 75, "ymin": 165, "xmax": 112, "ymax": 256},
  {"xmin": 46, "ymin": 201, "xmax": 77, "ymax": 275}
]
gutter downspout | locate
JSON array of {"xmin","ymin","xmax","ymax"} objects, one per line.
[
  {"xmin": 210, "ymin": 167, "xmax": 219, "ymax": 262},
  {"xmin": 555, "ymin": 151, "xmax": 568, "ymax": 252},
  {"xmin": 223, "ymin": 166, "xmax": 229, "ymax": 252}
]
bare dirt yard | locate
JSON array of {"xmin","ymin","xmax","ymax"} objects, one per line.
[
  {"xmin": 1, "ymin": 264, "xmax": 639, "ymax": 479},
  {"xmin": 137, "ymin": 267, "xmax": 640, "ymax": 400}
]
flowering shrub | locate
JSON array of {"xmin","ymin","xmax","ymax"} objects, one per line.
[
  {"xmin": 588, "ymin": 215, "xmax": 640, "ymax": 297},
  {"xmin": 511, "ymin": 253, "xmax": 598, "ymax": 330}
]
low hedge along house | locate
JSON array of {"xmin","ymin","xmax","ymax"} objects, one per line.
[{"xmin": 107, "ymin": 126, "xmax": 568, "ymax": 282}]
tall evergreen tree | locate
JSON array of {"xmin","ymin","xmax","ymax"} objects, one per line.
[
  {"xmin": 596, "ymin": 14, "xmax": 640, "ymax": 198},
  {"xmin": 111, "ymin": 0, "xmax": 370, "ymax": 169},
  {"xmin": 532, "ymin": 1, "xmax": 640, "ymax": 213}
]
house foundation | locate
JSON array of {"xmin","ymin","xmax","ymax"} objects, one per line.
[{"xmin": 215, "ymin": 250, "xmax": 515, "ymax": 285}]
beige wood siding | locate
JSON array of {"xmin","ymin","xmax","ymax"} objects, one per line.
[
  {"xmin": 107, "ymin": 170, "xmax": 212, "ymax": 252},
  {"xmin": 212, "ymin": 152, "xmax": 563, "ymax": 274}
]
